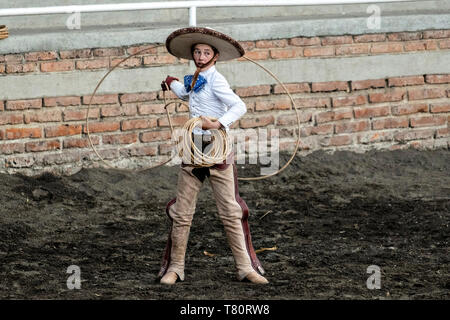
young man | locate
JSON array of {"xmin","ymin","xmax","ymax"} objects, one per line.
[{"xmin": 158, "ymin": 27, "xmax": 268, "ymax": 285}]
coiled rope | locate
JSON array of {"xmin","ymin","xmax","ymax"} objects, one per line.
[{"xmin": 86, "ymin": 44, "xmax": 302, "ymax": 180}]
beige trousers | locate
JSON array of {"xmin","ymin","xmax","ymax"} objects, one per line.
[{"xmin": 158, "ymin": 158, "xmax": 265, "ymax": 281}]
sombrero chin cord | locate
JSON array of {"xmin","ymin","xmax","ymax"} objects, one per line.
[{"xmin": 86, "ymin": 45, "xmax": 301, "ymax": 181}]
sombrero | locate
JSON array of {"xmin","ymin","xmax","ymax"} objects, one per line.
[{"xmin": 166, "ymin": 27, "xmax": 244, "ymax": 62}]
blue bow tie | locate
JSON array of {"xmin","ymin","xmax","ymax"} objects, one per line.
[{"xmin": 184, "ymin": 74, "xmax": 207, "ymax": 93}]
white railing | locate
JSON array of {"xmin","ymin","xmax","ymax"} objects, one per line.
[{"xmin": 0, "ymin": 0, "xmax": 420, "ymax": 27}]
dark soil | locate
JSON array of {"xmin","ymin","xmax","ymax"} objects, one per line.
[{"xmin": 0, "ymin": 149, "xmax": 449, "ymax": 300}]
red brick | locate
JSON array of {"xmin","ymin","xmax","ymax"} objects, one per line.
[
  {"xmin": 321, "ymin": 35, "xmax": 353, "ymax": 45},
  {"xmin": 120, "ymin": 92, "xmax": 158, "ymax": 103},
  {"xmin": 5, "ymin": 156, "xmax": 35, "ymax": 168},
  {"xmin": 24, "ymin": 51, "xmax": 58, "ymax": 62},
  {"xmin": 255, "ymin": 99, "xmax": 291, "ymax": 111},
  {"xmin": 424, "ymin": 40, "xmax": 438, "ymax": 50},
  {"xmin": 310, "ymin": 124, "xmax": 334, "ymax": 135},
  {"xmin": 122, "ymin": 118, "xmax": 158, "ymax": 131},
  {"xmin": 394, "ymin": 129, "xmax": 435, "ymax": 142},
  {"xmin": 256, "ymin": 39, "xmax": 288, "ymax": 48},
  {"xmin": 312, "ymin": 81, "xmax": 349, "ymax": 92},
  {"xmin": 102, "ymin": 132, "xmax": 138, "ymax": 144},
  {"xmin": 157, "ymin": 115, "xmax": 188, "ymax": 128},
  {"xmin": 423, "ymin": 30, "xmax": 450, "ymax": 39},
  {"xmin": 63, "ymin": 136, "xmax": 100, "ymax": 149},
  {"xmin": 368, "ymin": 90, "xmax": 406, "ymax": 103},
  {"xmin": 430, "ymin": 102, "xmax": 450, "ymax": 113},
  {"xmin": 24, "ymin": 110, "xmax": 61, "ymax": 123},
  {"xmin": 59, "ymin": 49, "xmax": 92, "ymax": 59},
  {"xmin": 273, "ymin": 82, "xmax": 310, "ymax": 94},
  {"xmin": 270, "ymin": 48, "xmax": 303, "ymax": 59},
  {"xmin": 388, "ymin": 76, "xmax": 424, "ymax": 87},
  {"xmin": 332, "ymin": 95, "xmax": 367, "ymax": 107},
  {"xmin": 372, "ymin": 117, "xmax": 409, "ymax": 130},
  {"xmin": 101, "ymin": 106, "xmax": 122, "ymax": 117},
  {"xmin": 0, "ymin": 64, "xmax": 5, "ymax": 74},
  {"xmin": 404, "ymin": 41, "xmax": 427, "ymax": 52},
  {"xmin": 92, "ymin": 48, "xmax": 124, "ymax": 57},
  {"xmin": 76, "ymin": 59, "xmax": 109, "ymax": 70},
  {"xmin": 335, "ymin": 120, "xmax": 370, "ymax": 133},
  {"xmin": 44, "ymin": 96, "xmax": 81, "ymax": 107},
  {"xmin": 4, "ymin": 54, "xmax": 23, "ymax": 63},
  {"xmin": 303, "ymin": 46, "xmax": 334, "ymax": 57},
  {"xmin": 45, "ymin": 124, "xmax": 82, "ymax": 137},
  {"xmin": 240, "ymin": 115, "xmax": 274, "ymax": 128},
  {"xmin": 138, "ymin": 103, "xmax": 167, "ymax": 115},
  {"xmin": 439, "ymin": 39, "xmax": 450, "ymax": 49},
  {"xmin": 351, "ymin": 79, "xmax": 386, "ymax": 90},
  {"xmin": 335, "ymin": 44, "xmax": 370, "ymax": 55},
  {"xmin": 276, "ymin": 112, "xmax": 312, "ymax": 125},
  {"xmin": 0, "ymin": 142, "xmax": 25, "ymax": 154},
  {"xmin": 321, "ymin": 135, "xmax": 353, "ymax": 147},
  {"xmin": 5, "ymin": 127, "xmax": 42, "ymax": 140},
  {"xmin": 370, "ymin": 43, "xmax": 403, "ymax": 53},
  {"xmin": 238, "ymin": 50, "xmax": 269, "ymax": 61},
  {"xmin": 126, "ymin": 45, "xmax": 158, "ymax": 55},
  {"xmin": 316, "ymin": 110, "xmax": 353, "ymax": 124},
  {"xmin": 353, "ymin": 34, "xmax": 386, "ymax": 43},
  {"xmin": 235, "ymin": 85, "xmax": 271, "ymax": 97},
  {"xmin": 289, "ymin": 37, "xmax": 320, "ymax": 46},
  {"xmin": 6, "ymin": 99, "xmax": 42, "ymax": 110},
  {"xmin": 410, "ymin": 115, "xmax": 446, "ymax": 128},
  {"xmin": 40, "ymin": 60, "xmax": 75, "ymax": 72},
  {"xmin": 82, "ymin": 94, "xmax": 119, "ymax": 105},
  {"xmin": 425, "ymin": 74, "xmax": 450, "ymax": 84},
  {"xmin": 294, "ymin": 97, "xmax": 331, "ymax": 108},
  {"xmin": 111, "ymin": 57, "xmax": 141, "ymax": 68},
  {"xmin": 63, "ymin": 108, "xmax": 100, "ymax": 121},
  {"xmin": 159, "ymin": 143, "xmax": 175, "ymax": 155},
  {"xmin": 408, "ymin": 88, "xmax": 446, "ymax": 100},
  {"xmin": 238, "ymin": 41, "xmax": 256, "ymax": 51},
  {"xmin": 354, "ymin": 106, "xmax": 390, "ymax": 118},
  {"xmin": 25, "ymin": 140, "xmax": 60, "ymax": 152},
  {"xmin": 391, "ymin": 103, "xmax": 428, "ymax": 115},
  {"xmin": 140, "ymin": 130, "xmax": 172, "ymax": 142},
  {"xmin": 143, "ymin": 55, "xmax": 177, "ymax": 65},
  {"xmin": 83, "ymin": 121, "xmax": 120, "ymax": 134},
  {"xmin": 387, "ymin": 32, "xmax": 422, "ymax": 41},
  {"xmin": 0, "ymin": 113, "xmax": 23, "ymax": 125},
  {"xmin": 0, "ymin": 100, "xmax": 4, "ymax": 111},
  {"xmin": 6, "ymin": 63, "xmax": 38, "ymax": 73},
  {"xmin": 358, "ymin": 131, "xmax": 394, "ymax": 144},
  {"xmin": 120, "ymin": 145, "xmax": 158, "ymax": 157},
  {"xmin": 436, "ymin": 128, "xmax": 449, "ymax": 138}
]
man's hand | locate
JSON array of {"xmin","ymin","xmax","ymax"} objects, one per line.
[
  {"xmin": 200, "ymin": 116, "xmax": 222, "ymax": 130},
  {"xmin": 161, "ymin": 76, "xmax": 179, "ymax": 91}
]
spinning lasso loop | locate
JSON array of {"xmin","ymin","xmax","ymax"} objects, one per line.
[{"xmin": 86, "ymin": 46, "xmax": 302, "ymax": 180}]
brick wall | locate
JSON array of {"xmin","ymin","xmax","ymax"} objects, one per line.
[{"xmin": 1, "ymin": 29, "xmax": 449, "ymax": 175}]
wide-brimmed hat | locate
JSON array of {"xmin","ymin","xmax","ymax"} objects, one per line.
[{"xmin": 166, "ymin": 27, "xmax": 245, "ymax": 61}]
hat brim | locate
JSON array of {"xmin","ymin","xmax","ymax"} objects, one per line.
[{"xmin": 166, "ymin": 27, "xmax": 245, "ymax": 62}]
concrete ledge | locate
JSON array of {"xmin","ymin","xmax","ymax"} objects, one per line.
[
  {"xmin": 1, "ymin": 11, "xmax": 450, "ymax": 55},
  {"xmin": 1, "ymin": 50, "xmax": 449, "ymax": 100}
]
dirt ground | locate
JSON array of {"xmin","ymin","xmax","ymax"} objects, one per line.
[{"xmin": 0, "ymin": 148, "xmax": 449, "ymax": 300}]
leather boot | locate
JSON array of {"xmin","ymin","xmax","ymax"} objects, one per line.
[
  {"xmin": 244, "ymin": 271, "xmax": 269, "ymax": 284},
  {"xmin": 160, "ymin": 271, "xmax": 178, "ymax": 285}
]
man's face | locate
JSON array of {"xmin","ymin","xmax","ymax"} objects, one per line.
[{"xmin": 193, "ymin": 44, "xmax": 217, "ymax": 68}]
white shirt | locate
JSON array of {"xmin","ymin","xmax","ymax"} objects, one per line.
[{"xmin": 170, "ymin": 66, "xmax": 247, "ymax": 135}]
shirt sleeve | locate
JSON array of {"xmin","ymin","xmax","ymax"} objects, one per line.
[
  {"xmin": 212, "ymin": 73, "xmax": 247, "ymax": 129},
  {"xmin": 170, "ymin": 80, "xmax": 189, "ymax": 101}
]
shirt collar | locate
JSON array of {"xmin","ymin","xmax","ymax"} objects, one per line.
[{"xmin": 200, "ymin": 65, "xmax": 216, "ymax": 77}]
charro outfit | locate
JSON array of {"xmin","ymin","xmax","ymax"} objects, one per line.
[{"xmin": 157, "ymin": 27, "xmax": 266, "ymax": 283}]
